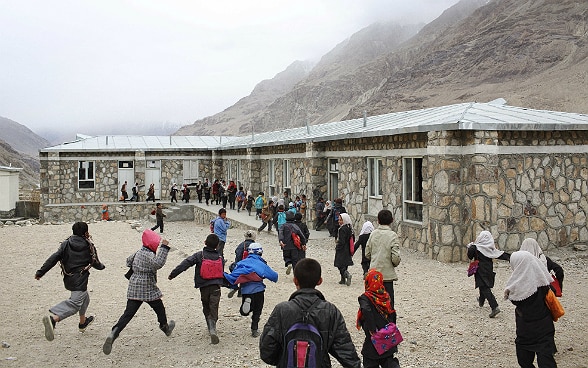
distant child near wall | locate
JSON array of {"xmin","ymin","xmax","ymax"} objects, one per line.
[
  {"xmin": 224, "ymin": 242, "xmax": 278, "ymax": 337},
  {"xmin": 101, "ymin": 204, "xmax": 110, "ymax": 221},
  {"xmin": 467, "ymin": 230, "xmax": 510, "ymax": 318},
  {"xmin": 150, "ymin": 203, "xmax": 166, "ymax": 233}
]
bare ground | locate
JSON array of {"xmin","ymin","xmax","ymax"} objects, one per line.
[{"xmin": 1, "ymin": 220, "xmax": 587, "ymax": 368}]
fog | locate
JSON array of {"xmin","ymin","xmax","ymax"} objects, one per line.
[{"xmin": 0, "ymin": 0, "xmax": 459, "ymax": 141}]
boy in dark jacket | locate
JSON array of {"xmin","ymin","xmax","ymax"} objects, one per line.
[
  {"xmin": 259, "ymin": 258, "xmax": 361, "ymax": 368},
  {"xmin": 168, "ymin": 234, "xmax": 224, "ymax": 344},
  {"xmin": 35, "ymin": 222, "xmax": 105, "ymax": 341},
  {"xmin": 278, "ymin": 211, "xmax": 307, "ymax": 275}
]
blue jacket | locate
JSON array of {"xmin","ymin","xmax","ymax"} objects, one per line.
[
  {"xmin": 213, "ymin": 216, "xmax": 230, "ymax": 242},
  {"xmin": 224, "ymin": 254, "xmax": 278, "ymax": 294}
]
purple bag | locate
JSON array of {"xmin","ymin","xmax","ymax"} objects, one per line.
[
  {"xmin": 467, "ymin": 260, "xmax": 479, "ymax": 277},
  {"xmin": 370, "ymin": 322, "xmax": 403, "ymax": 355}
]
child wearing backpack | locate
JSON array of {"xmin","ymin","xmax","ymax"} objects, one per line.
[
  {"xmin": 168, "ymin": 234, "xmax": 224, "ymax": 344},
  {"xmin": 260, "ymin": 258, "xmax": 361, "ymax": 368},
  {"xmin": 224, "ymin": 242, "xmax": 278, "ymax": 337},
  {"xmin": 279, "ymin": 211, "xmax": 307, "ymax": 275},
  {"xmin": 356, "ymin": 269, "xmax": 401, "ymax": 368},
  {"xmin": 255, "ymin": 192, "xmax": 265, "ymax": 220},
  {"xmin": 227, "ymin": 230, "xmax": 257, "ymax": 298}
]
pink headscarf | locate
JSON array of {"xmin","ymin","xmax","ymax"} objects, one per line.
[{"xmin": 142, "ymin": 229, "xmax": 161, "ymax": 252}]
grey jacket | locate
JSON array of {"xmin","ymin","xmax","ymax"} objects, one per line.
[
  {"xmin": 365, "ymin": 224, "xmax": 401, "ymax": 281},
  {"xmin": 126, "ymin": 245, "xmax": 170, "ymax": 301}
]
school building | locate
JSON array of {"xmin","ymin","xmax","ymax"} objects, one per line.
[{"xmin": 39, "ymin": 99, "xmax": 588, "ymax": 262}]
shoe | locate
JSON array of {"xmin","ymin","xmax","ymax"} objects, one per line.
[
  {"xmin": 345, "ymin": 272, "xmax": 352, "ymax": 286},
  {"xmin": 286, "ymin": 264, "xmax": 292, "ymax": 275},
  {"xmin": 489, "ymin": 308, "xmax": 501, "ymax": 318},
  {"xmin": 103, "ymin": 328, "xmax": 120, "ymax": 355},
  {"xmin": 78, "ymin": 315, "xmax": 94, "ymax": 332},
  {"xmin": 477, "ymin": 297, "xmax": 484, "ymax": 307},
  {"xmin": 251, "ymin": 329, "xmax": 260, "ymax": 337},
  {"xmin": 227, "ymin": 288, "xmax": 237, "ymax": 298},
  {"xmin": 242, "ymin": 297, "xmax": 252, "ymax": 315},
  {"xmin": 207, "ymin": 319, "xmax": 219, "ymax": 344},
  {"xmin": 43, "ymin": 315, "xmax": 56, "ymax": 341},
  {"xmin": 160, "ymin": 320, "xmax": 175, "ymax": 336}
]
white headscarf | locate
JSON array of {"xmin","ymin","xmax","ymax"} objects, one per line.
[
  {"xmin": 519, "ymin": 238, "xmax": 548, "ymax": 268},
  {"xmin": 504, "ymin": 251, "xmax": 553, "ymax": 301},
  {"xmin": 467, "ymin": 231, "xmax": 504, "ymax": 259},
  {"xmin": 359, "ymin": 221, "xmax": 374, "ymax": 236},
  {"xmin": 340, "ymin": 213, "xmax": 352, "ymax": 226},
  {"xmin": 324, "ymin": 200, "xmax": 332, "ymax": 211}
]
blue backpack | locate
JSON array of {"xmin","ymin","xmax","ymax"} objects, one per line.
[
  {"xmin": 281, "ymin": 299, "xmax": 323, "ymax": 368},
  {"xmin": 277, "ymin": 211, "xmax": 287, "ymax": 229}
]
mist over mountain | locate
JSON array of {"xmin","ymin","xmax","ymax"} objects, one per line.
[{"xmin": 176, "ymin": 0, "xmax": 588, "ymax": 136}]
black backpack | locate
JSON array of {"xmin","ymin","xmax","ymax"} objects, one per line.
[{"xmin": 281, "ymin": 299, "xmax": 323, "ymax": 368}]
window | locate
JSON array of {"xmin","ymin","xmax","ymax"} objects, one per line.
[
  {"xmin": 328, "ymin": 159, "xmax": 339, "ymax": 200},
  {"xmin": 118, "ymin": 161, "xmax": 133, "ymax": 169},
  {"xmin": 269, "ymin": 160, "xmax": 276, "ymax": 196},
  {"xmin": 283, "ymin": 159, "xmax": 291, "ymax": 190},
  {"xmin": 183, "ymin": 160, "xmax": 199, "ymax": 184},
  {"xmin": 403, "ymin": 157, "xmax": 423, "ymax": 222},
  {"xmin": 236, "ymin": 160, "xmax": 242, "ymax": 185},
  {"xmin": 78, "ymin": 161, "xmax": 95, "ymax": 189},
  {"xmin": 368, "ymin": 157, "xmax": 383, "ymax": 198}
]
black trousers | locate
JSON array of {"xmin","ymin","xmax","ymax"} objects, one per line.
[
  {"xmin": 384, "ymin": 281, "xmax": 396, "ymax": 324},
  {"xmin": 200, "ymin": 284, "xmax": 221, "ymax": 321},
  {"xmin": 479, "ymin": 286, "xmax": 498, "ymax": 309},
  {"xmin": 151, "ymin": 219, "xmax": 164, "ymax": 233},
  {"xmin": 516, "ymin": 345, "xmax": 557, "ymax": 368},
  {"xmin": 240, "ymin": 291, "xmax": 265, "ymax": 331},
  {"xmin": 363, "ymin": 356, "xmax": 400, "ymax": 368},
  {"xmin": 258, "ymin": 220, "xmax": 273, "ymax": 232},
  {"xmin": 113, "ymin": 298, "xmax": 168, "ymax": 333}
]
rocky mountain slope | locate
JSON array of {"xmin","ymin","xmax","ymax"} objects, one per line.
[
  {"xmin": 176, "ymin": 0, "xmax": 588, "ymax": 136},
  {"xmin": 0, "ymin": 116, "xmax": 49, "ymax": 189}
]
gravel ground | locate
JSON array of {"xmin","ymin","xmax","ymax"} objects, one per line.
[{"xmin": 1, "ymin": 220, "xmax": 587, "ymax": 367}]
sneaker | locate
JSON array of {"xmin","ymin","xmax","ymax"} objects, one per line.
[
  {"xmin": 251, "ymin": 329, "xmax": 260, "ymax": 337},
  {"xmin": 345, "ymin": 273, "xmax": 352, "ymax": 286},
  {"xmin": 43, "ymin": 315, "xmax": 56, "ymax": 341},
  {"xmin": 242, "ymin": 297, "xmax": 252, "ymax": 315},
  {"xmin": 78, "ymin": 315, "xmax": 94, "ymax": 332},
  {"xmin": 227, "ymin": 288, "xmax": 238, "ymax": 298},
  {"xmin": 286, "ymin": 264, "xmax": 292, "ymax": 275},
  {"xmin": 163, "ymin": 320, "xmax": 175, "ymax": 336},
  {"xmin": 489, "ymin": 308, "xmax": 501, "ymax": 318}
]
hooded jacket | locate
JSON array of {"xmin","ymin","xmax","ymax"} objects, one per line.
[
  {"xmin": 36, "ymin": 235, "xmax": 105, "ymax": 291},
  {"xmin": 260, "ymin": 288, "xmax": 361, "ymax": 368},
  {"xmin": 224, "ymin": 254, "xmax": 278, "ymax": 294}
]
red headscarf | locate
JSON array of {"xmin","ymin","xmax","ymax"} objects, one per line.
[
  {"xmin": 356, "ymin": 269, "xmax": 395, "ymax": 329},
  {"xmin": 142, "ymin": 229, "xmax": 161, "ymax": 252}
]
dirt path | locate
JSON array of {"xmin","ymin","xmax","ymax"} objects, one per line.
[{"xmin": 1, "ymin": 220, "xmax": 586, "ymax": 367}]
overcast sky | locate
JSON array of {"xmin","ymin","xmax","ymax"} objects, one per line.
[{"xmin": 0, "ymin": 0, "xmax": 459, "ymax": 136}]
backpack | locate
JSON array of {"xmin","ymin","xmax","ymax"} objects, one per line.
[
  {"xmin": 277, "ymin": 212, "xmax": 287, "ymax": 228},
  {"xmin": 200, "ymin": 256, "xmax": 223, "ymax": 280},
  {"xmin": 255, "ymin": 196, "xmax": 264, "ymax": 209},
  {"xmin": 210, "ymin": 218, "xmax": 216, "ymax": 233},
  {"xmin": 292, "ymin": 232, "xmax": 302, "ymax": 249},
  {"xmin": 281, "ymin": 299, "xmax": 323, "ymax": 368}
]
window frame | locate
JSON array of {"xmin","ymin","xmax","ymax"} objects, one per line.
[
  {"xmin": 269, "ymin": 160, "xmax": 276, "ymax": 196},
  {"xmin": 328, "ymin": 158, "xmax": 339, "ymax": 200},
  {"xmin": 283, "ymin": 159, "xmax": 291, "ymax": 191},
  {"xmin": 403, "ymin": 157, "xmax": 424, "ymax": 224},
  {"xmin": 183, "ymin": 159, "xmax": 199, "ymax": 184},
  {"xmin": 368, "ymin": 157, "xmax": 383, "ymax": 198},
  {"xmin": 78, "ymin": 160, "xmax": 95, "ymax": 190}
]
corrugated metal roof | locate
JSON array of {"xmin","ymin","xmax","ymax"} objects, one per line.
[
  {"xmin": 41, "ymin": 101, "xmax": 588, "ymax": 152},
  {"xmin": 42, "ymin": 135, "xmax": 240, "ymax": 152}
]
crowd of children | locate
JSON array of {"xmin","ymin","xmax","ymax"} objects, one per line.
[{"xmin": 35, "ymin": 201, "xmax": 566, "ymax": 367}]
